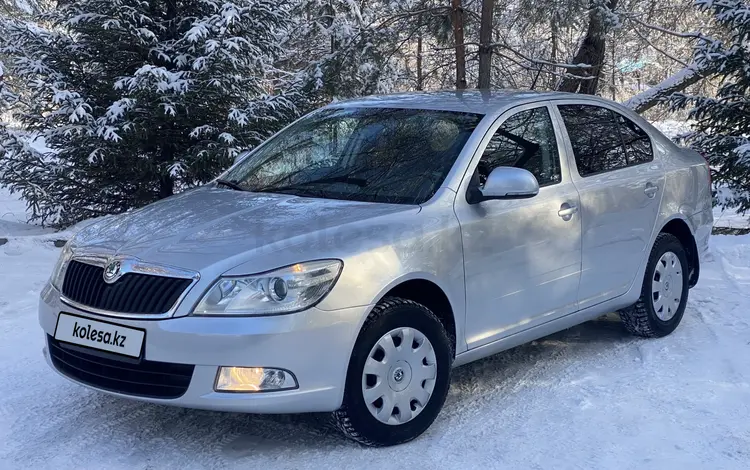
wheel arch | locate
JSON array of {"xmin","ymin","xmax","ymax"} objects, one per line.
[
  {"xmin": 657, "ymin": 217, "xmax": 699, "ymax": 287},
  {"xmin": 374, "ymin": 277, "xmax": 458, "ymax": 357}
]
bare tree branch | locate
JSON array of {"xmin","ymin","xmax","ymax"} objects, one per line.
[
  {"xmin": 631, "ymin": 26, "xmax": 691, "ymax": 68},
  {"xmin": 621, "ymin": 12, "xmax": 706, "ymax": 40}
]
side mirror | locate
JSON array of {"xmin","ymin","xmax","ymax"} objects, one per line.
[
  {"xmin": 233, "ymin": 150, "xmax": 252, "ymax": 166},
  {"xmin": 468, "ymin": 167, "xmax": 540, "ymax": 204}
]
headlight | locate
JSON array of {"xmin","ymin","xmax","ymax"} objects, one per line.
[
  {"xmin": 50, "ymin": 243, "xmax": 73, "ymax": 290},
  {"xmin": 193, "ymin": 260, "xmax": 342, "ymax": 316}
]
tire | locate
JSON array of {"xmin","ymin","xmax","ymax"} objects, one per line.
[
  {"xmin": 618, "ymin": 233, "xmax": 690, "ymax": 338},
  {"xmin": 333, "ymin": 297, "xmax": 453, "ymax": 447}
]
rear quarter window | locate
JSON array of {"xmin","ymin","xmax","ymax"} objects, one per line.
[{"xmin": 613, "ymin": 112, "xmax": 654, "ymax": 165}]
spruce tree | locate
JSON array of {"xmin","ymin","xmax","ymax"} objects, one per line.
[
  {"xmin": 0, "ymin": 0, "xmax": 297, "ymax": 227},
  {"xmin": 671, "ymin": 0, "xmax": 750, "ymax": 216}
]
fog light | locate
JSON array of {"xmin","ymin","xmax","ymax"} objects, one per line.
[{"xmin": 215, "ymin": 367, "xmax": 298, "ymax": 392}]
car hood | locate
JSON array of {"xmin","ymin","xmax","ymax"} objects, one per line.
[{"xmin": 72, "ymin": 186, "xmax": 418, "ymax": 273}]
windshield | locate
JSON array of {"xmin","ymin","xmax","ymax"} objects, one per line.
[{"xmin": 222, "ymin": 107, "xmax": 483, "ymax": 204}]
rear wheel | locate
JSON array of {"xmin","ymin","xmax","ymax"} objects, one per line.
[
  {"xmin": 619, "ymin": 233, "xmax": 690, "ymax": 338},
  {"xmin": 333, "ymin": 297, "xmax": 452, "ymax": 446}
]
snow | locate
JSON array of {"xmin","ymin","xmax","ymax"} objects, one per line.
[
  {"xmin": 734, "ymin": 143, "xmax": 750, "ymax": 161},
  {"xmin": 2, "ymin": 190, "xmax": 750, "ymax": 468},
  {"xmin": 714, "ymin": 205, "xmax": 749, "ymax": 230},
  {"xmin": 0, "ymin": 187, "xmax": 100, "ymax": 240},
  {"xmin": 26, "ymin": 134, "xmax": 52, "ymax": 154},
  {"xmin": 624, "ymin": 63, "xmax": 707, "ymax": 112},
  {"xmin": 652, "ymin": 120, "xmax": 692, "ymax": 140},
  {"xmin": 0, "ymin": 187, "xmax": 55, "ymax": 238},
  {"xmin": 714, "ymin": 186, "xmax": 749, "ymax": 230}
]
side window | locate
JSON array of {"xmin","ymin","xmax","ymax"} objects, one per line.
[
  {"xmin": 479, "ymin": 107, "xmax": 562, "ymax": 187},
  {"xmin": 614, "ymin": 112, "xmax": 654, "ymax": 165},
  {"xmin": 558, "ymin": 105, "xmax": 627, "ymax": 177}
]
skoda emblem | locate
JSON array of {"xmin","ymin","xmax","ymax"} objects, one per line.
[{"xmin": 103, "ymin": 260, "xmax": 122, "ymax": 283}]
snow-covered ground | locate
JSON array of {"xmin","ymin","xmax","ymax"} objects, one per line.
[
  {"xmin": 1, "ymin": 188, "xmax": 55, "ymax": 238},
  {"xmin": 2, "ymin": 189, "xmax": 750, "ymax": 469},
  {"xmin": 713, "ymin": 187, "xmax": 749, "ymax": 231}
]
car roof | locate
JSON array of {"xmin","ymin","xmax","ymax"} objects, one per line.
[{"xmin": 325, "ymin": 89, "xmax": 584, "ymax": 115}]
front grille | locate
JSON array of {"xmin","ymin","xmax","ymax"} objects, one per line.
[
  {"xmin": 61, "ymin": 260, "xmax": 192, "ymax": 315},
  {"xmin": 48, "ymin": 336, "xmax": 194, "ymax": 399}
]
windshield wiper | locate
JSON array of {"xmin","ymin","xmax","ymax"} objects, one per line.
[
  {"xmin": 215, "ymin": 178, "xmax": 247, "ymax": 191},
  {"xmin": 267, "ymin": 176, "xmax": 368, "ymax": 191}
]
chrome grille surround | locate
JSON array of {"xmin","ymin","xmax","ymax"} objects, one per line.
[{"xmin": 59, "ymin": 254, "xmax": 200, "ymax": 320}]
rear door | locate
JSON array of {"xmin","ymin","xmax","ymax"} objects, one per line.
[
  {"xmin": 455, "ymin": 103, "xmax": 582, "ymax": 349},
  {"xmin": 553, "ymin": 102, "xmax": 665, "ymax": 310}
]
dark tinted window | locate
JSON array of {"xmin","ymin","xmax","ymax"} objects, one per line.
[
  {"xmin": 478, "ymin": 107, "xmax": 561, "ymax": 186},
  {"xmin": 558, "ymin": 105, "xmax": 627, "ymax": 176},
  {"xmin": 223, "ymin": 107, "xmax": 483, "ymax": 204},
  {"xmin": 614, "ymin": 112, "xmax": 654, "ymax": 165}
]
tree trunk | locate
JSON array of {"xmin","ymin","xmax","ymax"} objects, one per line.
[
  {"xmin": 416, "ymin": 33, "xmax": 424, "ymax": 90},
  {"xmin": 322, "ymin": 1, "xmax": 336, "ymax": 53},
  {"xmin": 610, "ymin": 33, "xmax": 616, "ymax": 100},
  {"xmin": 624, "ymin": 62, "xmax": 717, "ymax": 113},
  {"xmin": 477, "ymin": 0, "xmax": 494, "ymax": 89},
  {"xmin": 156, "ymin": 0, "xmax": 177, "ymax": 201},
  {"xmin": 159, "ymin": 174, "xmax": 174, "ymax": 199},
  {"xmin": 550, "ymin": 13, "xmax": 558, "ymax": 64},
  {"xmin": 558, "ymin": 0, "xmax": 619, "ymax": 94},
  {"xmin": 451, "ymin": 0, "xmax": 467, "ymax": 89},
  {"xmin": 550, "ymin": 12, "xmax": 559, "ymax": 90},
  {"xmin": 166, "ymin": 0, "xmax": 177, "ymax": 35},
  {"xmin": 157, "ymin": 142, "xmax": 175, "ymax": 199}
]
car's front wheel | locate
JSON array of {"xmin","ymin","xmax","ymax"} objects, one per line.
[
  {"xmin": 333, "ymin": 297, "xmax": 453, "ymax": 446},
  {"xmin": 619, "ymin": 233, "xmax": 690, "ymax": 338}
]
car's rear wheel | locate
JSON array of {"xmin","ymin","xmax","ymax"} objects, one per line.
[
  {"xmin": 619, "ymin": 233, "xmax": 690, "ymax": 337},
  {"xmin": 333, "ymin": 297, "xmax": 452, "ymax": 446}
]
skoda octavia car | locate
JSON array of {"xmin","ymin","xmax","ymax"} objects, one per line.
[{"xmin": 40, "ymin": 90, "xmax": 712, "ymax": 446}]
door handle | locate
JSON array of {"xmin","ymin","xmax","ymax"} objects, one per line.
[
  {"xmin": 558, "ymin": 203, "xmax": 578, "ymax": 221},
  {"xmin": 644, "ymin": 183, "xmax": 658, "ymax": 198}
]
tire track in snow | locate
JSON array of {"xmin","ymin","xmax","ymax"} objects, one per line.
[{"xmin": 435, "ymin": 319, "xmax": 638, "ymax": 439}]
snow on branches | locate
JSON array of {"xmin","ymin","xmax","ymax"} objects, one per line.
[
  {"xmin": 671, "ymin": 0, "xmax": 750, "ymax": 215},
  {"xmin": 0, "ymin": 0, "xmax": 298, "ymax": 226}
]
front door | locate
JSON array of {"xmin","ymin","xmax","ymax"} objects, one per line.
[
  {"xmin": 554, "ymin": 103, "xmax": 665, "ymax": 310},
  {"xmin": 455, "ymin": 103, "xmax": 582, "ymax": 350}
]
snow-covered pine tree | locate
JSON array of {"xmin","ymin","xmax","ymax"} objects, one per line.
[
  {"xmin": 0, "ymin": 0, "xmax": 297, "ymax": 227},
  {"xmin": 670, "ymin": 0, "xmax": 750, "ymax": 216}
]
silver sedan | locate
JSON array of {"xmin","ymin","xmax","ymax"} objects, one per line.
[{"xmin": 39, "ymin": 90, "xmax": 713, "ymax": 446}]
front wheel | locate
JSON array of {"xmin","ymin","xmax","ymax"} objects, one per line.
[
  {"xmin": 619, "ymin": 233, "xmax": 690, "ymax": 338},
  {"xmin": 333, "ymin": 297, "xmax": 453, "ymax": 446}
]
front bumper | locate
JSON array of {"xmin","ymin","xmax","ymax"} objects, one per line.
[{"xmin": 39, "ymin": 283, "xmax": 369, "ymax": 413}]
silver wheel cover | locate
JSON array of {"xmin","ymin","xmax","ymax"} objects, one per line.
[
  {"xmin": 652, "ymin": 251, "xmax": 684, "ymax": 321},
  {"xmin": 361, "ymin": 327, "xmax": 438, "ymax": 425}
]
